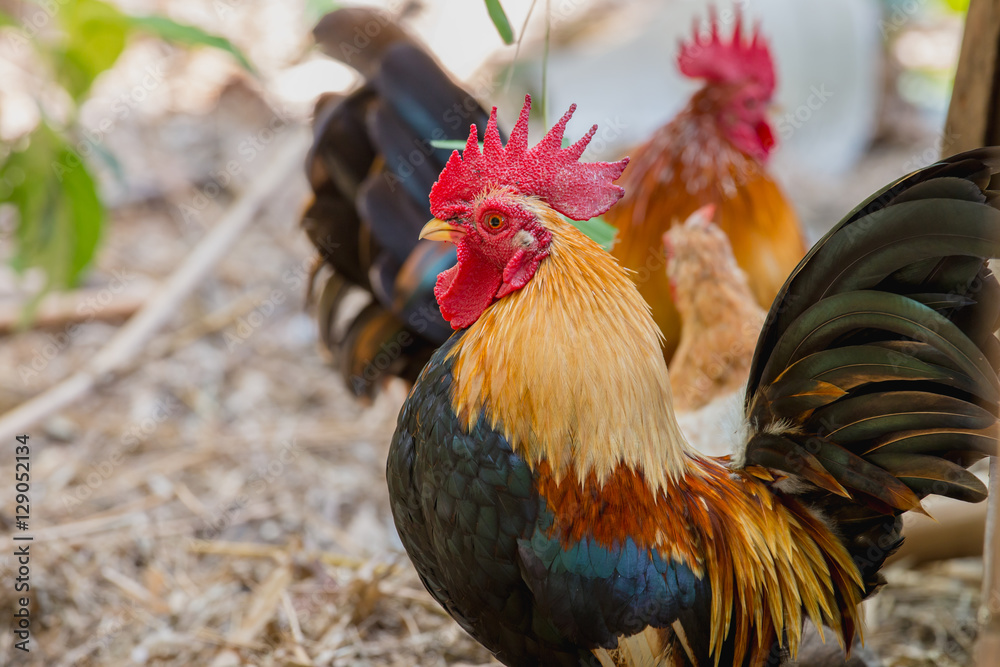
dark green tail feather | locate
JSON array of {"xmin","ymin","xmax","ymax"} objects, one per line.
[
  {"xmin": 741, "ymin": 148, "xmax": 1000, "ymax": 595},
  {"xmin": 748, "ymin": 148, "xmax": 1000, "ymax": 387}
]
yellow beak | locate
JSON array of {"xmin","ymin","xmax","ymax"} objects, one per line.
[{"xmin": 419, "ymin": 218, "xmax": 466, "ymax": 243}]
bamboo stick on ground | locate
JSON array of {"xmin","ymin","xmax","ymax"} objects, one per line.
[{"xmin": 0, "ymin": 282, "xmax": 154, "ymax": 333}]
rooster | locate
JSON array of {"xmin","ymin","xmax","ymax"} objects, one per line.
[
  {"xmin": 606, "ymin": 8, "xmax": 807, "ymax": 361},
  {"xmin": 387, "ymin": 96, "xmax": 1000, "ymax": 667}
]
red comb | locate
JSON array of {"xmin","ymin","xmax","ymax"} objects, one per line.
[
  {"xmin": 429, "ymin": 95, "xmax": 630, "ymax": 222},
  {"xmin": 677, "ymin": 6, "xmax": 775, "ymax": 97}
]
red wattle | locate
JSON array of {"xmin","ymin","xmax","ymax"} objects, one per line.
[
  {"xmin": 756, "ymin": 120, "xmax": 775, "ymax": 158},
  {"xmin": 434, "ymin": 255, "xmax": 504, "ymax": 330}
]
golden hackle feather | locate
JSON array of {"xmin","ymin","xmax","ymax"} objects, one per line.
[
  {"xmin": 447, "ymin": 198, "xmax": 690, "ymax": 490},
  {"xmin": 593, "ymin": 626, "xmax": 677, "ymax": 667},
  {"xmin": 668, "ymin": 461, "xmax": 863, "ymax": 665},
  {"xmin": 447, "ymin": 199, "xmax": 864, "ymax": 666}
]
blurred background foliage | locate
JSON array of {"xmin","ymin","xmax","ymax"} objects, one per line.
[{"xmin": 0, "ymin": 0, "xmax": 250, "ymax": 318}]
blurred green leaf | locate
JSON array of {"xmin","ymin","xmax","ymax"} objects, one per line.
[
  {"xmin": 567, "ymin": 214, "xmax": 617, "ymax": 250},
  {"xmin": 430, "ymin": 139, "xmax": 474, "ymax": 151},
  {"xmin": 484, "ymin": 0, "xmax": 514, "ymax": 45},
  {"xmin": 129, "ymin": 15, "xmax": 254, "ymax": 72},
  {"xmin": 2, "ymin": 122, "xmax": 104, "ymax": 296},
  {"xmin": 2, "ymin": 2, "xmax": 253, "ymax": 321},
  {"xmin": 939, "ymin": 0, "xmax": 969, "ymax": 13},
  {"xmin": 52, "ymin": 0, "xmax": 130, "ymax": 101}
]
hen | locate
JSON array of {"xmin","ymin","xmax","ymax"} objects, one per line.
[
  {"xmin": 665, "ymin": 204, "xmax": 766, "ymax": 414},
  {"xmin": 388, "ymin": 97, "xmax": 1000, "ymax": 666}
]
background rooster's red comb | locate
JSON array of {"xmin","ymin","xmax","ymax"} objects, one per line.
[
  {"xmin": 429, "ymin": 95, "xmax": 630, "ymax": 222},
  {"xmin": 676, "ymin": 6, "xmax": 775, "ymax": 97}
]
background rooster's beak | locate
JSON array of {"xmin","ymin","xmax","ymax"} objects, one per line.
[{"xmin": 419, "ymin": 219, "xmax": 466, "ymax": 243}]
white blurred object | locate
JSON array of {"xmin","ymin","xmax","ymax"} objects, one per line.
[
  {"xmin": 759, "ymin": 0, "xmax": 883, "ymax": 175},
  {"xmin": 270, "ymin": 57, "xmax": 359, "ymax": 108},
  {"xmin": 676, "ymin": 388, "xmax": 745, "ymax": 458}
]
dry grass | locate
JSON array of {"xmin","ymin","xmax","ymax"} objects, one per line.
[{"xmin": 866, "ymin": 560, "xmax": 983, "ymax": 667}]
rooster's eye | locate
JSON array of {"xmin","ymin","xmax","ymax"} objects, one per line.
[{"xmin": 485, "ymin": 214, "xmax": 505, "ymax": 231}]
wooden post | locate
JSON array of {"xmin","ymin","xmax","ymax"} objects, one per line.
[
  {"xmin": 944, "ymin": 0, "xmax": 1000, "ymax": 152},
  {"xmin": 944, "ymin": 2, "xmax": 1000, "ymax": 665}
]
